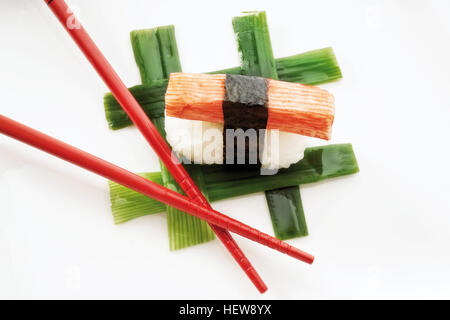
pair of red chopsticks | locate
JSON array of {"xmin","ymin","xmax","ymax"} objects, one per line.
[
  {"xmin": 0, "ymin": 115, "xmax": 315, "ymax": 288},
  {"xmin": 0, "ymin": 115, "xmax": 314, "ymax": 268},
  {"xmin": 2, "ymin": 0, "xmax": 314, "ymax": 292}
]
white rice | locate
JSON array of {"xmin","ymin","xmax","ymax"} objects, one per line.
[{"xmin": 165, "ymin": 115, "xmax": 309, "ymax": 169}]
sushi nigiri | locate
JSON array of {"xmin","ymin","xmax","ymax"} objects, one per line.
[{"xmin": 164, "ymin": 73, "xmax": 334, "ymax": 170}]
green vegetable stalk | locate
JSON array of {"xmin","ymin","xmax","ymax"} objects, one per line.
[
  {"xmin": 104, "ymin": 47, "xmax": 342, "ymax": 130},
  {"xmin": 109, "ymin": 144, "xmax": 359, "ymax": 224},
  {"xmin": 232, "ymin": 11, "xmax": 309, "ymax": 239},
  {"xmin": 130, "ymin": 26, "xmax": 214, "ymax": 250}
]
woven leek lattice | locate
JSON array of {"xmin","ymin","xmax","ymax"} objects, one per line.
[{"xmin": 104, "ymin": 12, "xmax": 352, "ymax": 249}]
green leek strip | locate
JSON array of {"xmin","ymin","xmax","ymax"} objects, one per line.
[
  {"xmin": 104, "ymin": 80, "xmax": 167, "ymax": 130},
  {"xmin": 131, "ymin": 26, "xmax": 182, "ymax": 82},
  {"xmin": 130, "ymin": 26, "xmax": 214, "ymax": 250},
  {"xmin": 210, "ymin": 46, "xmax": 341, "ymax": 85},
  {"xmin": 265, "ymin": 185, "xmax": 308, "ymax": 240},
  {"xmin": 104, "ymin": 47, "xmax": 342, "ymax": 130},
  {"xmin": 109, "ymin": 144, "xmax": 359, "ymax": 224},
  {"xmin": 108, "ymin": 172, "xmax": 165, "ymax": 224},
  {"xmin": 275, "ymin": 47, "xmax": 342, "ymax": 85},
  {"xmin": 265, "ymin": 186, "xmax": 308, "ymax": 238},
  {"xmin": 131, "ymin": 29, "xmax": 165, "ymax": 82},
  {"xmin": 232, "ymin": 11, "xmax": 278, "ymax": 78},
  {"xmin": 204, "ymin": 144, "xmax": 359, "ymax": 201},
  {"xmin": 232, "ymin": 11, "xmax": 309, "ymax": 239}
]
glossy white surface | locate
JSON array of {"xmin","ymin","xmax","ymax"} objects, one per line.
[{"xmin": 1, "ymin": 0, "xmax": 450, "ymax": 299}]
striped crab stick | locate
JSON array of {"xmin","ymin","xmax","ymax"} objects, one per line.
[{"xmin": 165, "ymin": 73, "xmax": 335, "ymax": 140}]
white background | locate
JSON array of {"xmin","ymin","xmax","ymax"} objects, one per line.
[{"xmin": 1, "ymin": 0, "xmax": 450, "ymax": 299}]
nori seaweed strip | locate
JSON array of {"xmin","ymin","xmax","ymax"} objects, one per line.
[{"xmin": 222, "ymin": 74, "xmax": 269, "ymax": 166}]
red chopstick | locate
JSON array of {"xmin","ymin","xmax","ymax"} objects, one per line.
[
  {"xmin": 0, "ymin": 114, "xmax": 315, "ymax": 265},
  {"xmin": 43, "ymin": 0, "xmax": 266, "ymax": 292}
]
